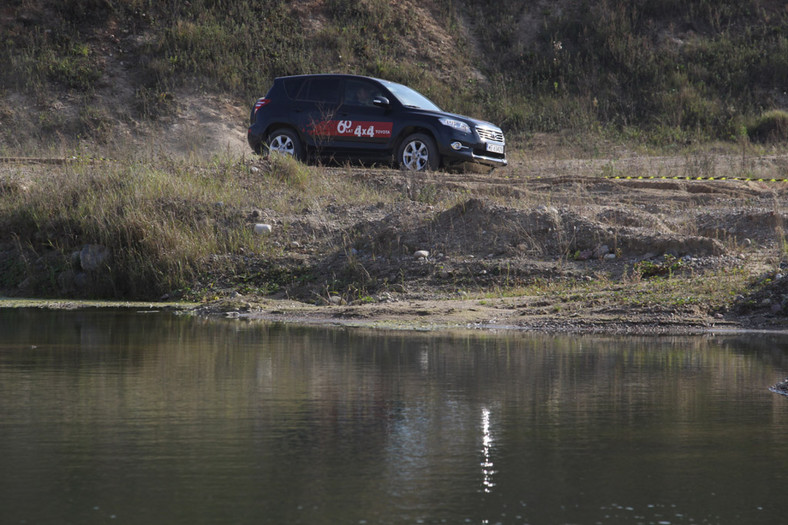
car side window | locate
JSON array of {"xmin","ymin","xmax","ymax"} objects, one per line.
[
  {"xmin": 344, "ymin": 80, "xmax": 383, "ymax": 107},
  {"xmin": 297, "ymin": 78, "xmax": 341, "ymax": 104}
]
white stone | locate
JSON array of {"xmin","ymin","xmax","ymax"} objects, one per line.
[
  {"xmin": 414, "ymin": 250, "xmax": 429, "ymax": 259},
  {"xmin": 254, "ymin": 223, "xmax": 272, "ymax": 235}
]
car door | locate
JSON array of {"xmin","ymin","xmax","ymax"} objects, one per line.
[
  {"xmin": 330, "ymin": 79, "xmax": 394, "ymax": 151},
  {"xmin": 289, "ymin": 77, "xmax": 343, "ymax": 149}
]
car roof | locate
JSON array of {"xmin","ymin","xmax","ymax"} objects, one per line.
[{"xmin": 275, "ymin": 73, "xmax": 387, "ymax": 84}]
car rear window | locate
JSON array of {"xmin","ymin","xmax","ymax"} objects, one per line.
[{"xmin": 283, "ymin": 78, "xmax": 306, "ymax": 99}]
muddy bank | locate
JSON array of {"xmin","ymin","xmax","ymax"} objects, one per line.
[{"xmin": 189, "ymin": 283, "xmax": 788, "ymax": 335}]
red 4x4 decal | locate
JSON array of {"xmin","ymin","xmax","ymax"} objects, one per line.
[{"xmin": 309, "ymin": 120, "xmax": 393, "ymax": 138}]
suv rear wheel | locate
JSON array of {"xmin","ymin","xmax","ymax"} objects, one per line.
[
  {"xmin": 398, "ymin": 133, "xmax": 439, "ymax": 171},
  {"xmin": 267, "ymin": 128, "xmax": 303, "ymax": 160}
]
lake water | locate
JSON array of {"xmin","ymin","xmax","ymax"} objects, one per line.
[{"xmin": 1, "ymin": 308, "xmax": 788, "ymax": 524}]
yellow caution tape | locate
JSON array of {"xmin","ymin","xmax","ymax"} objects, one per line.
[{"xmin": 605, "ymin": 175, "xmax": 788, "ymax": 182}]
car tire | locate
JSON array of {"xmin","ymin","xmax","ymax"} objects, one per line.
[
  {"xmin": 266, "ymin": 128, "xmax": 303, "ymax": 160},
  {"xmin": 398, "ymin": 133, "xmax": 439, "ymax": 171}
]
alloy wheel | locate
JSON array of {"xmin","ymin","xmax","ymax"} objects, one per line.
[
  {"xmin": 269, "ymin": 134, "xmax": 295, "ymax": 156},
  {"xmin": 402, "ymin": 140, "xmax": 430, "ymax": 171}
]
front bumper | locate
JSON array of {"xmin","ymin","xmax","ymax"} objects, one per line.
[
  {"xmin": 438, "ymin": 137, "xmax": 507, "ymax": 167},
  {"xmin": 442, "ymin": 145, "xmax": 508, "ymax": 167},
  {"xmin": 436, "ymin": 124, "xmax": 507, "ymax": 168}
]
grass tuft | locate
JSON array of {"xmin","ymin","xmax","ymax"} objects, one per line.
[{"xmin": 268, "ymin": 154, "xmax": 313, "ymax": 189}]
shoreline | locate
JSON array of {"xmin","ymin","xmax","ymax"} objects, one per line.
[
  {"xmin": 6, "ymin": 297, "xmax": 785, "ymax": 336},
  {"xmin": 227, "ymin": 298, "xmax": 788, "ymax": 335}
]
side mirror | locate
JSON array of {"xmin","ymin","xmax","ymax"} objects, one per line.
[{"xmin": 372, "ymin": 96, "xmax": 390, "ymax": 108}]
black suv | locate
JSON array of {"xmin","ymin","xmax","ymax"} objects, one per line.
[{"xmin": 247, "ymin": 74, "xmax": 506, "ymax": 171}]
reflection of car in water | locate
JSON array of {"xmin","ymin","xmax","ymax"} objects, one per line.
[{"xmin": 247, "ymin": 74, "xmax": 507, "ymax": 171}]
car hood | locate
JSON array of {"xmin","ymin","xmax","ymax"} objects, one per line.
[{"xmin": 407, "ymin": 108, "xmax": 503, "ymax": 131}]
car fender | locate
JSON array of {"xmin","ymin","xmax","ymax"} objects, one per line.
[
  {"xmin": 393, "ymin": 121, "xmax": 441, "ymax": 150},
  {"xmin": 264, "ymin": 122, "xmax": 306, "ymax": 143}
]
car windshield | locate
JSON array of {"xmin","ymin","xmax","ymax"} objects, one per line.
[{"xmin": 380, "ymin": 80, "xmax": 442, "ymax": 112}]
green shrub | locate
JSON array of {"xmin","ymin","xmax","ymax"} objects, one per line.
[
  {"xmin": 748, "ymin": 110, "xmax": 788, "ymax": 143},
  {"xmin": 634, "ymin": 255, "xmax": 683, "ymax": 279}
]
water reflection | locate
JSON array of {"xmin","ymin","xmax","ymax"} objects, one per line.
[
  {"xmin": 480, "ymin": 406, "xmax": 495, "ymax": 494},
  {"xmin": 1, "ymin": 308, "xmax": 788, "ymax": 524}
]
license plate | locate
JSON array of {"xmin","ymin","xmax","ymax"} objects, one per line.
[{"xmin": 486, "ymin": 143, "xmax": 504, "ymax": 154}]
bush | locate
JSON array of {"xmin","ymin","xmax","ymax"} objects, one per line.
[{"xmin": 748, "ymin": 110, "xmax": 788, "ymax": 143}]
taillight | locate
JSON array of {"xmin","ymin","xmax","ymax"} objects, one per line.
[{"xmin": 253, "ymin": 97, "xmax": 270, "ymax": 114}]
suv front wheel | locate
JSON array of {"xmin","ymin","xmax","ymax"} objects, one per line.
[
  {"xmin": 267, "ymin": 128, "xmax": 303, "ymax": 160},
  {"xmin": 398, "ymin": 133, "xmax": 439, "ymax": 171}
]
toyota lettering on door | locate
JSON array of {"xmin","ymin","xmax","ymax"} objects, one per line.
[{"xmin": 310, "ymin": 120, "xmax": 393, "ymax": 139}]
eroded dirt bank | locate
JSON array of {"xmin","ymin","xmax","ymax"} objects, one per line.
[{"xmin": 190, "ymin": 152, "xmax": 788, "ymax": 334}]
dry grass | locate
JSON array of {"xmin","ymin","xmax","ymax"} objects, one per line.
[{"xmin": 0, "ymin": 152, "xmax": 394, "ymax": 298}]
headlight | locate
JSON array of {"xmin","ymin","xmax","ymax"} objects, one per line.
[{"xmin": 438, "ymin": 117, "xmax": 471, "ymax": 134}]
